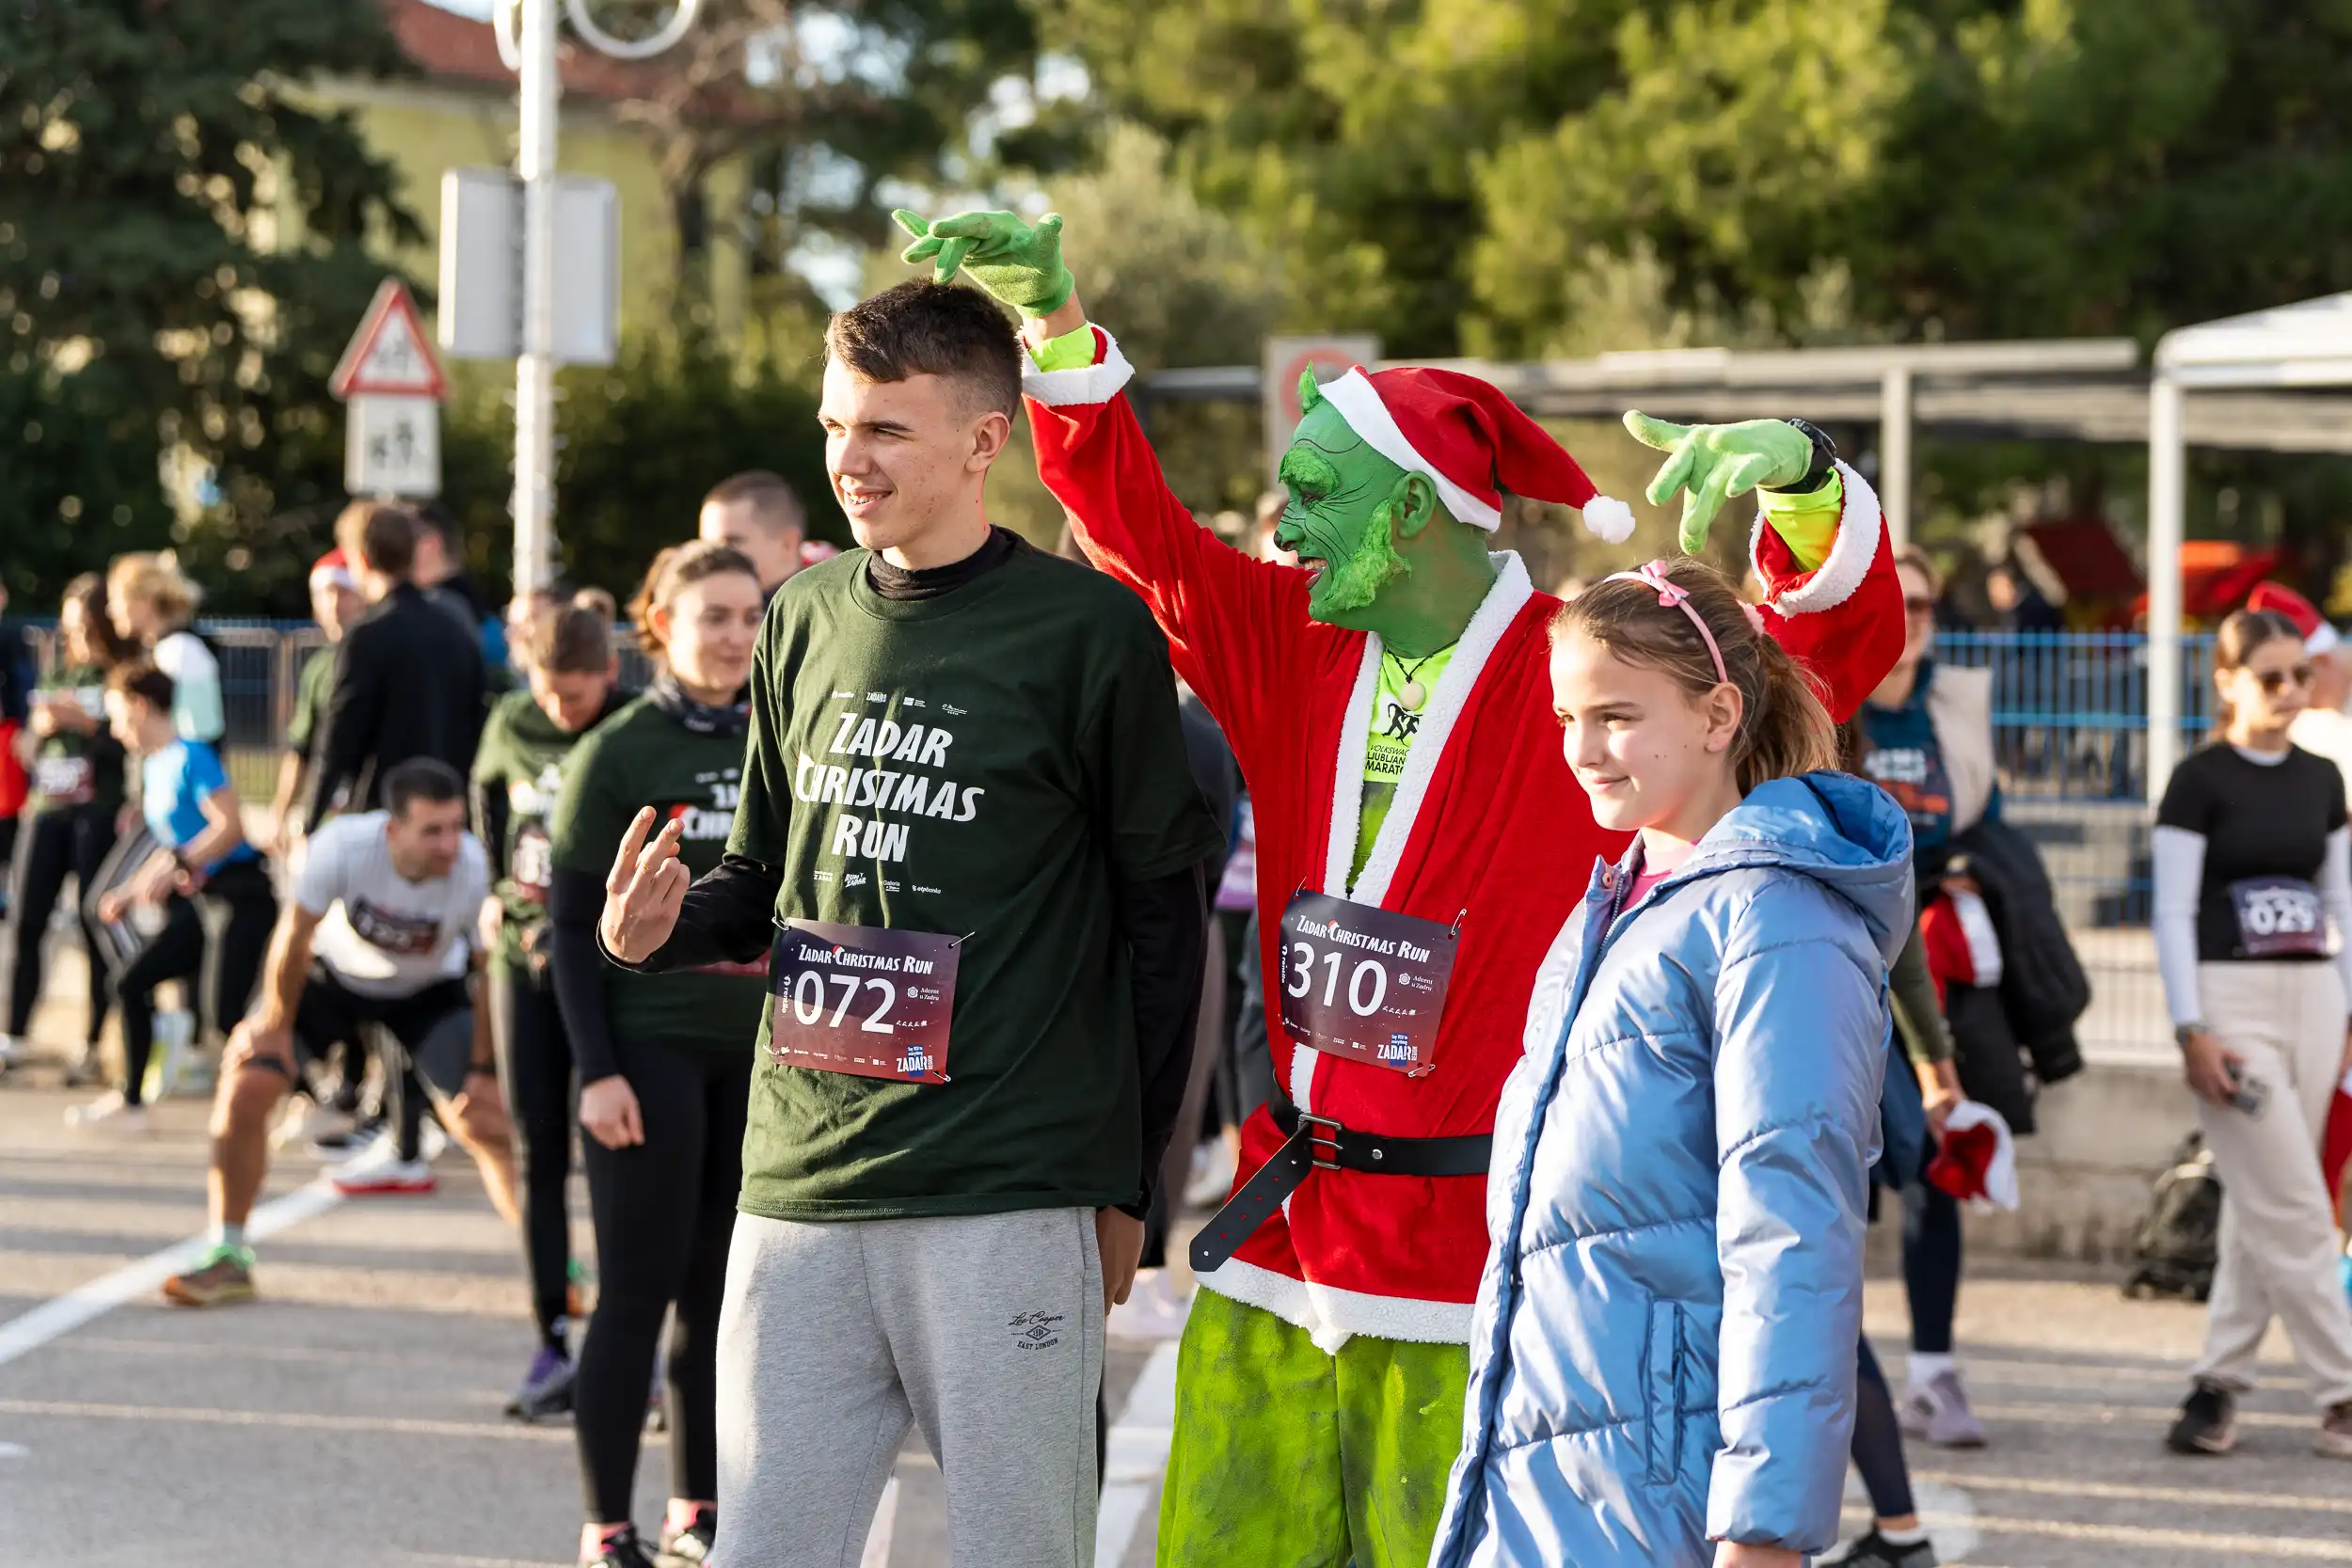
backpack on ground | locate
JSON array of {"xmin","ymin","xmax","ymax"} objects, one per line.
[{"xmin": 2123, "ymin": 1132, "xmax": 2221, "ymax": 1303}]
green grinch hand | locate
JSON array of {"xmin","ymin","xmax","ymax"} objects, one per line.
[
  {"xmin": 1624, "ymin": 412, "xmax": 1817, "ymax": 555},
  {"xmin": 892, "ymin": 209, "xmax": 1075, "ymax": 320}
]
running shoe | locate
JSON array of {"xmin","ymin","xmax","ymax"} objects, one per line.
[
  {"xmin": 330, "ymin": 1148, "xmax": 437, "ymax": 1196},
  {"xmin": 0, "ymin": 1034, "xmax": 24, "ymax": 1073},
  {"xmin": 163, "ymin": 1244, "xmax": 256, "ymax": 1307},
  {"xmin": 61, "ymin": 1040, "xmax": 102, "ymax": 1087},
  {"xmin": 1183, "ymin": 1137, "xmax": 1237, "ymax": 1210},
  {"xmin": 2320, "ymin": 1400, "xmax": 2352, "ymax": 1460},
  {"xmin": 506, "ymin": 1346, "xmax": 576, "ymax": 1423},
  {"xmin": 657, "ymin": 1506, "xmax": 716, "ymax": 1566},
  {"xmin": 272, "ymin": 1094, "xmax": 353, "ymax": 1151},
  {"xmin": 64, "ymin": 1090, "xmax": 150, "ymax": 1134},
  {"xmin": 2167, "ymin": 1381, "xmax": 2238, "ymax": 1455},
  {"xmin": 581, "ymin": 1525, "xmax": 657, "ymax": 1568},
  {"xmin": 1898, "ymin": 1369, "xmax": 1987, "ymax": 1448},
  {"xmin": 313, "ymin": 1115, "xmax": 389, "ymax": 1161},
  {"xmin": 644, "ymin": 1366, "xmax": 667, "ymax": 1434},
  {"xmin": 1820, "ymin": 1529, "xmax": 1936, "ymax": 1567}
]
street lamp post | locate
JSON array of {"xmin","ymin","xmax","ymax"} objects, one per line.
[{"xmin": 494, "ymin": 0, "xmax": 701, "ymax": 597}]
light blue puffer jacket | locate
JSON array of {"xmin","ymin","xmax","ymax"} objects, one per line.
[{"xmin": 1429, "ymin": 772, "xmax": 1914, "ymax": 1568}]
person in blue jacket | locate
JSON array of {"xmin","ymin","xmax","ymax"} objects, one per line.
[{"xmin": 1430, "ymin": 557, "xmax": 1913, "ymax": 1568}]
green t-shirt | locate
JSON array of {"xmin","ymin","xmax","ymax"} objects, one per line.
[
  {"xmin": 1356, "ymin": 643, "xmax": 1455, "ymax": 880},
  {"xmin": 26, "ymin": 663, "xmax": 124, "ymax": 816},
  {"xmin": 547, "ymin": 696, "xmax": 769, "ymax": 1053},
  {"xmin": 730, "ymin": 541, "xmax": 1225, "ymax": 1222},
  {"xmin": 286, "ymin": 646, "xmax": 336, "ymax": 760},
  {"xmin": 474, "ymin": 688, "xmax": 602, "ymax": 969}
]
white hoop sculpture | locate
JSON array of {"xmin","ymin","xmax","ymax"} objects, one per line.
[{"xmin": 493, "ymin": 0, "xmax": 702, "ymax": 69}]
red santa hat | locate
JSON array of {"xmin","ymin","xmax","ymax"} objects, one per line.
[
  {"xmin": 309, "ymin": 548, "xmax": 356, "ymax": 594},
  {"xmin": 1318, "ymin": 366, "xmax": 1637, "ymax": 543},
  {"xmin": 2248, "ymin": 580, "xmax": 2341, "ymax": 658}
]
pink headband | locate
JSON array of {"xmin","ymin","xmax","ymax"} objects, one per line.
[{"xmin": 1599, "ymin": 559, "xmax": 1756, "ymax": 687}]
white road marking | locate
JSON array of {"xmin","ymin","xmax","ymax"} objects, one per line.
[
  {"xmin": 0, "ymin": 1179, "xmax": 342, "ymax": 1370},
  {"xmin": 0, "ymin": 1441, "xmax": 27, "ymax": 1459},
  {"xmin": 1094, "ymin": 1341, "xmax": 1180, "ymax": 1568}
]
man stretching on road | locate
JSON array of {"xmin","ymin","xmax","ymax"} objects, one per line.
[
  {"xmin": 165, "ymin": 759, "xmax": 517, "ymax": 1307},
  {"xmin": 599, "ymin": 278, "xmax": 1223, "ymax": 1567}
]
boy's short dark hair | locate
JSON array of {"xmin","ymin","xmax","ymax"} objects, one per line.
[
  {"xmin": 702, "ymin": 469, "xmax": 805, "ymax": 536},
  {"xmin": 336, "ymin": 499, "xmax": 420, "ymax": 580},
  {"xmin": 106, "ymin": 658, "xmax": 176, "ymax": 715},
  {"xmin": 384, "ymin": 757, "xmax": 466, "ymax": 818},
  {"xmin": 825, "ymin": 280, "xmax": 1021, "ymax": 418}
]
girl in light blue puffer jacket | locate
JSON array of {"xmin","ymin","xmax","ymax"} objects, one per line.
[{"xmin": 1430, "ymin": 558, "xmax": 1914, "ymax": 1568}]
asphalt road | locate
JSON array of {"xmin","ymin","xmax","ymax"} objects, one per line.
[{"xmin": 2, "ymin": 1056, "xmax": 2348, "ymax": 1566}]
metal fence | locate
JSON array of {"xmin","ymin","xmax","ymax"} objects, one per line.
[{"xmin": 21, "ymin": 620, "xmax": 2207, "ymax": 1063}]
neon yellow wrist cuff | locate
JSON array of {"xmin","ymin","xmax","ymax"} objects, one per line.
[
  {"xmin": 1756, "ymin": 470, "xmax": 1843, "ymax": 572},
  {"xmin": 1027, "ymin": 325, "xmax": 1097, "ymax": 373}
]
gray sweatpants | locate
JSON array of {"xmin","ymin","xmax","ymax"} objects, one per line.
[{"xmin": 714, "ymin": 1207, "xmax": 1104, "ymax": 1568}]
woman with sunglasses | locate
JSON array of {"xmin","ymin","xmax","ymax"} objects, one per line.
[
  {"xmin": 1857, "ymin": 546, "xmax": 1995, "ymax": 1448},
  {"xmin": 2153, "ymin": 607, "xmax": 2352, "ymax": 1459}
]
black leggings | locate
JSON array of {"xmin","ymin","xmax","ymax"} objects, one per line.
[
  {"xmin": 492, "ymin": 958, "xmax": 577, "ymax": 1349},
  {"xmin": 5, "ymin": 806, "xmax": 118, "ymax": 1040},
  {"xmin": 1903, "ymin": 1153, "xmax": 1963, "ymax": 1354},
  {"xmin": 1852, "ymin": 1337, "xmax": 1917, "ymax": 1519},
  {"xmin": 94, "ymin": 861, "xmax": 277, "ymax": 1104},
  {"xmin": 575, "ymin": 1037, "xmax": 747, "ymax": 1523}
]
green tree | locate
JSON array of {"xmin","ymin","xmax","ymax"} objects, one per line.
[{"xmin": 0, "ymin": 0, "xmax": 420, "ymax": 611}]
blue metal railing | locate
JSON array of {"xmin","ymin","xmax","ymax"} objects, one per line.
[{"xmin": 1931, "ymin": 630, "xmax": 2215, "ymax": 803}]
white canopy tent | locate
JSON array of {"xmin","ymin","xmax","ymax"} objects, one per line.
[{"xmin": 2147, "ymin": 292, "xmax": 2352, "ymax": 800}]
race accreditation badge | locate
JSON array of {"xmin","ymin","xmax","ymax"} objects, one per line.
[
  {"xmin": 767, "ymin": 920, "xmax": 960, "ymax": 1084},
  {"xmin": 1277, "ymin": 891, "xmax": 1458, "ymax": 1076}
]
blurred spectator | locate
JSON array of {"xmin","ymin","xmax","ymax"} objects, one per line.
[
  {"xmin": 2, "ymin": 575, "xmax": 129, "ymax": 1075},
  {"xmin": 1986, "ymin": 558, "xmax": 2063, "ymax": 632},
  {"xmin": 305, "ymin": 502, "xmax": 487, "ymax": 832},
  {"xmin": 698, "ymin": 470, "xmax": 812, "ymax": 599},
  {"xmin": 105, "ymin": 552, "xmax": 223, "ymax": 742},
  {"xmin": 263, "ymin": 550, "xmax": 364, "ymax": 855},
  {"xmin": 2251, "ymin": 583, "xmax": 2352, "ymax": 790},
  {"xmin": 414, "ymin": 501, "xmax": 507, "ymax": 669},
  {"xmin": 0, "ymin": 583, "xmax": 33, "ymax": 914},
  {"xmin": 75, "ymin": 660, "xmax": 276, "ymax": 1132}
]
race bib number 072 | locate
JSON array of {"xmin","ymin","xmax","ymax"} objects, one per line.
[
  {"xmin": 766, "ymin": 920, "xmax": 960, "ymax": 1084},
  {"xmin": 1277, "ymin": 892, "xmax": 1458, "ymax": 1076}
]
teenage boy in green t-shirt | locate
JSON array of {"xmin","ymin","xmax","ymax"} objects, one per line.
[{"xmin": 599, "ymin": 279, "xmax": 1222, "ymax": 1567}]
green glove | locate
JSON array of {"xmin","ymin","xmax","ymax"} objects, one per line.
[
  {"xmin": 1623, "ymin": 411, "xmax": 1816, "ymax": 556},
  {"xmin": 892, "ymin": 209, "xmax": 1075, "ymax": 320}
]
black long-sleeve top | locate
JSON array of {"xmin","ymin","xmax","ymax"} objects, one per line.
[{"xmin": 304, "ymin": 582, "xmax": 486, "ymax": 831}]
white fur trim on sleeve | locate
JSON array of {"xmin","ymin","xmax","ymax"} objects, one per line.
[
  {"xmin": 1748, "ymin": 460, "xmax": 1883, "ymax": 617},
  {"xmin": 1581, "ymin": 495, "xmax": 1635, "ymax": 543},
  {"xmin": 1019, "ymin": 326, "xmax": 1136, "ymax": 407}
]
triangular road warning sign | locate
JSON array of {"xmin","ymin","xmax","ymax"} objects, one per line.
[{"xmin": 331, "ymin": 279, "xmax": 448, "ymax": 402}]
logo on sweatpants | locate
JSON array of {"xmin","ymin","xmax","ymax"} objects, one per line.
[{"xmin": 1009, "ymin": 1310, "xmax": 1065, "ymax": 1351}]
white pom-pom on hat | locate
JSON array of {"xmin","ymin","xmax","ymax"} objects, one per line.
[{"xmin": 1581, "ymin": 495, "xmax": 1636, "ymax": 544}]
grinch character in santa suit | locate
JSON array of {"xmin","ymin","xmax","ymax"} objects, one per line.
[{"xmin": 895, "ymin": 207, "xmax": 1905, "ymax": 1566}]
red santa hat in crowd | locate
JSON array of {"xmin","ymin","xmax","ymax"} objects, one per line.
[
  {"xmin": 1318, "ymin": 365, "xmax": 1638, "ymax": 543},
  {"xmin": 309, "ymin": 548, "xmax": 357, "ymax": 594},
  {"xmin": 2248, "ymin": 580, "xmax": 2342, "ymax": 658}
]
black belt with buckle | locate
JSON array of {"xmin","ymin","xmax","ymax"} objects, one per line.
[{"xmin": 1187, "ymin": 1083, "xmax": 1493, "ymax": 1274}]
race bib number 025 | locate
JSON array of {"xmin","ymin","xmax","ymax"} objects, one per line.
[
  {"xmin": 766, "ymin": 921, "xmax": 960, "ymax": 1084},
  {"xmin": 1277, "ymin": 892, "xmax": 1458, "ymax": 1076},
  {"xmin": 2230, "ymin": 876, "xmax": 2326, "ymax": 958}
]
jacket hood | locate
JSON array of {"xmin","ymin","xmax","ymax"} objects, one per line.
[{"xmin": 1650, "ymin": 770, "xmax": 1915, "ymax": 965}]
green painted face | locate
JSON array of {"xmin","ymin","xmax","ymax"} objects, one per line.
[
  {"xmin": 1271, "ymin": 376, "xmax": 1498, "ymax": 653},
  {"xmin": 1274, "ymin": 400, "xmax": 1412, "ymax": 628}
]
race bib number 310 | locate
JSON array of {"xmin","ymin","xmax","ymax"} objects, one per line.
[
  {"xmin": 1277, "ymin": 892, "xmax": 1458, "ymax": 1076},
  {"xmin": 767, "ymin": 921, "xmax": 960, "ymax": 1084}
]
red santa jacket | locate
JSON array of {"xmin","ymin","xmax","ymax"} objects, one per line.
[{"xmin": 1027, "ymin": 327, "xmax": 1903, "ymax": 1350}]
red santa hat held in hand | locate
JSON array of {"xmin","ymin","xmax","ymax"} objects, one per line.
[
  {"xmin": 2248, "ymin": 580, "xmax": 2341, "ymax": 658},
  {"xmin": 1319, "ymin": 366, "xmax": 1638, "ymax": 544}
]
